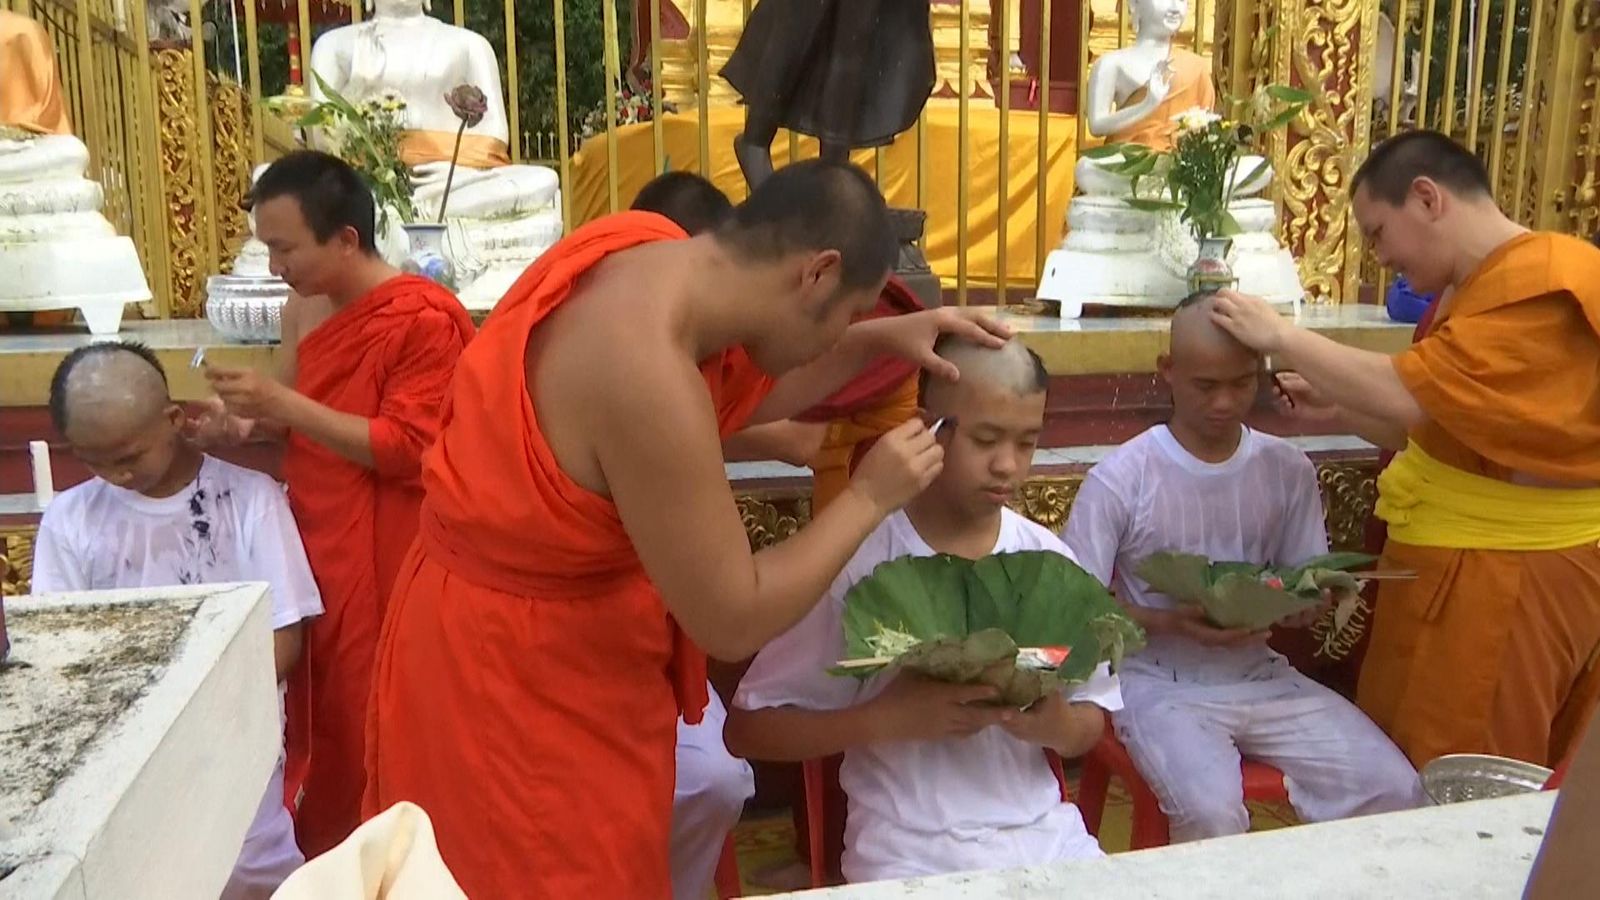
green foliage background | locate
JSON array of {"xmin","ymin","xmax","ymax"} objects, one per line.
[{"xmin": 209, "ymin": 0, "xmax": 633, "ymax": 148}]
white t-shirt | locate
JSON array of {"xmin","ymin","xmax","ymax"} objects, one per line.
[
  {"xmin": 735, "ymin": 508, "xmax": 1121, "ymax": 882},
  {"xmin": 1062, "ymin": 425, "xmax": 1329, "ymax": 684},
  {"xmin": 32, "ymin": 455, "xmax": 325, "ymax": 630}
]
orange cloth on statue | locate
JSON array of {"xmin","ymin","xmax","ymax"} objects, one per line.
[
  {"xmin": 362, "ymin": 212, "xmax": 774, "ymax": 899},
  {"xmin": 1357, "ymin": 232, "xmax": 1600, "ymax": 768},
  {"xmin": 283, "ymin": 275, "xmax": 474, "ymax": 858},
  {"xmin": 0, "ymin": 11, "xmax": 71, "ymax": 135},
  {"xmin": 398, "ymin": 130, "xmax": 511, "ymax": 169},
  {"xmin": 1108, "ymin": 49, "xmax": 1216, "ymax": 152}
]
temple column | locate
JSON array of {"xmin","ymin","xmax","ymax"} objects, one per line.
[
  {"xmin": 1211, "ymin": 0, "xmax": 1380, "ymax": 305},
  {"xmin": 1524, "ymin": 0, "xmax": 1600, "ymax": 236}
]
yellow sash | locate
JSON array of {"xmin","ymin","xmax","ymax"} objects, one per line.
[{"xmin": 1376, "ymin": 441, "xmax": 1600, "ymax": 550}]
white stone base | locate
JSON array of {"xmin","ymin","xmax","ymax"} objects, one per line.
[
  {"xmin": 1, "ymin": 584, "xmax": 278, "ymax": 900},
  {"xmin": 1037, "ymin": 197, "xmax": 1303, "ymax": 315},
  {"xmin": 0, "ymin": 235, "xmax": 149, "ymax": 334},
  {"xmin": 453, "ymin": 211, "xmax": 562, "ymax": 312}
]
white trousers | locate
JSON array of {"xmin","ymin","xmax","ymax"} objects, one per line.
[
  {"xmin": 1114, "ymin": 658, "xmax": 1425, "ymax": 843},
  {"xmin": 844, "ymin": 800, "xmax": 1104, "ymax": 885},
  {"xmin": 219, "ymin": 762, "xmax": 305, "ymax": 900},
  {"xmin": 671, "ymin": 689, "xmax": 755, "ymax": 900}
]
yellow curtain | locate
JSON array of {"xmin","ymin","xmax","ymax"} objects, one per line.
[{"xmin": 568, "ymin": 105, "xmax": 1079, "ymax": 290}]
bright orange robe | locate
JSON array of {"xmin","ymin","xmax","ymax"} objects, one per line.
[
  {"xmin": 1358, "ymin": 232, "xmax": 1600, "ymax": 768},
  {"xmin": 283, "ymin": 275, "xmax": 475, "ymax": 857},
  {"xmin": 363, "ymin": 212, "xmax": 774, "ymax": 899}
]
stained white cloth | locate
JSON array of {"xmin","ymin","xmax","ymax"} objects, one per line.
[
  {"xmin": 671, "ymin": 688, "xmax": 754, "ymax": 900},
  {"xmin": 1063, "ymin": 425, "xmax": 1423, "ymax": 841},
  {"xmin": 33, "ymin": 455, "xmax": 324, "ymax": 897},
  {"xmin": 736, "ymin": 509, "xmax": 1120, "ymax": 883}
]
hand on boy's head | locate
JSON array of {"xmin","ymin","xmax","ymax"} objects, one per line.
[
  {"xmin": 866, "ymin": 672, "xmax": 1014, "ymax": 744},
  {"xmin": 888, "ymin": 307, "xmax": 1014, "ymax": 383}
]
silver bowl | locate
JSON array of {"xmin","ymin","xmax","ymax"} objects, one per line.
[
  {"xmin": 205, "ymin": 274, "xmax": 287, "ymax": 344},
  {"xmin": 1420, "ymin": 753, "xmax": 1554, "ymax": 805}
]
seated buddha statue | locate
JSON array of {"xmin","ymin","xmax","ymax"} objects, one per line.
[
  {"xmin": 309, "ymin": 0, "xmax": 562, "ymax": 308},
  {"xmin": 0, "ymin": 9, "xmax": 149, "ymax": 333},
  {"xmin": 1038, "ymin": 0, "xmax": 1299, "ymax": 312},
  {"xmin": 1073, "ymin": 0, "xmax": 1269, "ymax": 198}
]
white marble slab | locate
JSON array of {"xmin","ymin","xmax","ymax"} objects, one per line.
[
  {"xmin": 0, "ymin": 583, "xmax": 279, "ymax": 900},
  {"xmin": 995, "ymin": 301, "xmax": 1409, "ymax": 335},
  {"xmin": 772, "ymin": 792, "xmax": 1555, "ymax": 899}
]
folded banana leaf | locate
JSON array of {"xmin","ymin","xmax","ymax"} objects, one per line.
[
  {"xmin": 835, "ymin": 551, "xmax": 1145, "ymax": 708},
  {"xmin": 1134, "ymin": 550, "xmax": 1377, "ymax": 631}
]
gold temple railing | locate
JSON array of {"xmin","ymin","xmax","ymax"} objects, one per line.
[{"xmin": 15, "ymin": 0, "xmax": 1600, "ymax": 318}]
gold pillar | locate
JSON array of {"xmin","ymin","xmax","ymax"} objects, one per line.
[
  {"xmin": 1524, "ymin": 0, "xmax": 1600, "ymax": 237},
  {"xmin": 1212, "ymin": 0, "xmax": 1379, "ymax": 305}
]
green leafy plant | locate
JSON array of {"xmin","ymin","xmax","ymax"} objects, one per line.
[
  {"xmin": 283, "ymin": 71, "xmax": 418, "ymax": 231},
  {"xmin": 835, "ymin": 551, "xmax": 1145, "ymax": 709},
  {"xmin": 1085, "ymin": 84, "xmax": 1311, "ymax": 242},
  {"xmin": 1133, "ymin": 551, "xmax": 1377, "ymax": 632}
]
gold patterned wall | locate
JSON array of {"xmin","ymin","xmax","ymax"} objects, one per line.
[
  {"xmin": 1214, "ymin": 0, "xmax": 1378, "ymax": 305},
  {"xmin": 155, "ymin": 48, "xmax": 255, "ymax": 319}
]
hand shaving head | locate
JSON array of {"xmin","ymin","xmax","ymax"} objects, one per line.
[
  {"xmin": 918, "ymin": 336, "xmax": 1048, "ymax": 513},
  {"xmin": 1160, "ymin": 292, "xmax": 1262, "ymax": 441},
  {"xmin": 49, "ymin": 342, "xmax": 185, "ymax": 494}
]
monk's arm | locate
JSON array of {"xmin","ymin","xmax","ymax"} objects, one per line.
[
  {"xmin": 1523, "ymin": 713, "xmax": 1600, "ymax": 899},
  {"xmin": 724, "ymin": 705, "xmax": 882, "ymax": 762},
  {"xmin": 748, "ymin": 320, "xmax": 882, "ymax": 424},
  {"xmin": 271, "ymin": 392, "xmax": 376, "ymax": 466},
  {"xmin": 595, "ymin": 358, "xmax": 914, "ymax": 661},
  {"xmin": 1330, "ymin": 406, "xmax": 1409, "ymax": 453},
  {"xmin": 723, "ymin": 420, "xmax": 828, "ymax": 465},
  {"xmin": 1275, "ymin": 329, "xmax": 1426, "ymax": 433},
  {"xmin": 273, "ymin": 623, "xmax": 304, "ymax": 682}
]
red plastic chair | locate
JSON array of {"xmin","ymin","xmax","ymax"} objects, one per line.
[
  {"xmin": 1075, "ymin": 717, "xmax": 1290, "ymax": 850},
  {"xmin": 713, "ymin": 832, "xmax": 743, "ymax": 899}
]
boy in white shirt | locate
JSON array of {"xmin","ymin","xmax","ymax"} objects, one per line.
[
  {"xmin": 727, "ymin": 337, "xmax": 1118, "ymax": 884},
  {"xmin": 1062, "ymin": 293, "xmax": 1422, "ymax": 843},
  {"xmin": 32, "ymin": 342, "xmax": 324, "ymax": 899}
]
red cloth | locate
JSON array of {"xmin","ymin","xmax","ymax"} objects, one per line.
[
  {"xmin": 363, "ymin": 212, "xmax": 774, "ymax": 898},
  {"xmin": 282, "ymin": 274, "xmax": 474, "ymax": 858},
  {"xmin": 794, "ymin": 275, "xmax": 924, "ymax": 422}
]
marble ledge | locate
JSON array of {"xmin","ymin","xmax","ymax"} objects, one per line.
[{"xmin": 0, "ymin": 305, "xmax": 1412, "ymax": 406}]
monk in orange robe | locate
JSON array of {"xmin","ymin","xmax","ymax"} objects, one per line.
[
  {"xmin": 1211, "ymin": 130, "xmax": 1600, "ymax": 770},
  {"xmin": 363, "ymin": 160, "xmax": 1009, "ymax": 898},
  {"xmin": 198, "ymin": 151, "xmax": 474, "ymax": 857}
]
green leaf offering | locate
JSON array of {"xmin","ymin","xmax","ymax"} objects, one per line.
[
  {"xmin": 835, "ymin": 551, "xmax": 1145, "ymax": 709},
  {"xmin": 1133, "ymin": 551, "xmax": 1377, "ymax": 631}
]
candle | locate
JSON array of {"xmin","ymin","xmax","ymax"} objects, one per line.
[{"xmin": 30, "ymin": 440, "xmax": 54, "ymax": 509}]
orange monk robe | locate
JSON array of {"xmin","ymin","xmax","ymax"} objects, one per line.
[
  {"xmin": 363, "ymin": 212, "xmax": 774, "ymax": 899},
  {"xmin": 0, "ymin": 10, "xmax": 71, "ymax": 136},
  {"xmin": 1109, "ymin": 50, "xmax": 1216, "ymax": 152},
  {"xmin": 1358, "ymin": 232, "xmax": 1600, "ymax": 769},
  {"xmin": 282, "ymin": 275, "xmax": 475, "ymax": 858}
]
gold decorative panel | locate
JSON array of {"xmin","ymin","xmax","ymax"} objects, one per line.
[
  {"xmin": 154, "ymin": 48, "xmax": 253, "ymax": 319},
  {"xmin": 1215, "ymin": 0, "xmax": 1378, "ymax": 305},
  {"xmin": 2, "ymin": 527, "xmax": 37, "ymax": 598}
]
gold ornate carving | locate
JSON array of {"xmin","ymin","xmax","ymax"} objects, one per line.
[
  {"xmin": 1214, "ymin": 0, "xmax": 1377, "ymax": 304},
  {"xmin": 738, "ymin": 491, "xmax": 812, "ymax": 552},
  {"xmin": 1008, "ymin": 476, "xmax": 1085, "ymax": 532},
  {"xmin": 154, "ymin": 48, "xmax": 254, "ymax": 318},
  {"xmin": 1316, "ymin": 459, "xmax": 1381, "ymax": 551},
  {"xmin": 2, "ymin": 527, "xmax": 38, "ymax": 598}
]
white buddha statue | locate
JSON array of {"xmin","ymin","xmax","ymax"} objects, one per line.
[
  {"xmin": 1037, "ymin": 0, "xmax": 1300, "ymax": 312},
  {"xmin": 308, "ymin": 0, "xmax": 562, "ymax": 308},
  {"xmin": 0, "ymin": 10, "xmax": 149, "ymax": 333},
  {"xmin": 1073, "ymin": 0, "xmax": 1269, "ymax": 197}
]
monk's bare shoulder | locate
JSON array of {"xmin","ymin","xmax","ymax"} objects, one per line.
[{"xmin": 526, "ymin": 246, "xmax": 710, "ymax": 493}]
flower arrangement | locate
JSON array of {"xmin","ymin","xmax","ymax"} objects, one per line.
[
  {"xmin": 1084, "ymin": 84, "xmax": 1311, "ymax": 242},
  {"xmin": 579, "ymin": 77, "xmax": 674, "ymax": 141},
  {"xmin": 278, "ymin": 72, "xmax": 417, "ymax": 231}
]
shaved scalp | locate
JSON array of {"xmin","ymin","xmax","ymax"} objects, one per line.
[
  {"xmin": 49, "ymin": 342, "xmax": 172, "ymax": 436},
  {"xmin": 1352, "ymin": 130, "xmax": 1492, "ymax": 206},
  {"xmin": 920, "ymin": 335, "xmax": 1049, "ymax": 414},
  {"xmin": 715, "ymin": 159, "xmax": 896, "ymax": 289},
  {"xmin": 630, "ymin": 171, "xmax": 732, "ymax": 236},
  {"xmin": 1168, "ymin": 292, "xmax": 1257, "ymax": 365}
]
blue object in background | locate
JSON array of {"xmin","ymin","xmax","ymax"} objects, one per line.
[{"xmin": 1385, "ymin": 276, "xmax": 1434, "ymax": 324}]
